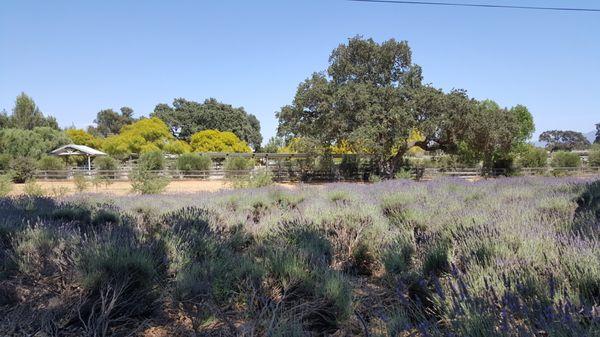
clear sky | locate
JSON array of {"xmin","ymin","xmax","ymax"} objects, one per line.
[{"xmin": 1, "ymin": 0, "xmax": 598, "ymax": 143}]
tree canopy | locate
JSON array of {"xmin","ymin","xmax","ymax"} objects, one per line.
[
  {"xmin": 3, "ymin": 93, "xmax": 59, "ymax": 130},
  {"xmin": 0, "ymin": 127, "xmax": 69, "ymax": 159},
  {"xmin": 65, "ymin": 129, "xmax": 104, "ymax": 149},
  {"xmin": 189, "ymin": 129, "xmax": 251, "ymax": 153},
  {"xmin": 595, "ymin": 123, "xmax": 599, "ymax": 144},
  {"xmin": 152, "ymin": 98, "xmax": 262, "ymax": 149},
  {"xmin": 89, "ymin": 107, "xmax": 137, "ymax": 137},
  {"xmin": 102, "ymin": 117, "xmax": 189, "ymax": 158},
  {"xmin": 276, "ymin": 36, "xmax": 533, "ymax": 175},
  {"xmin": 538, "ymin": 130, "xmax": 591, "ymax": 151}
]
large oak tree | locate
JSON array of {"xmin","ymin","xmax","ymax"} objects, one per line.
[
  {"xmin": 276, "ymin": 37, "xmax": 533, "ymax": 176},
  {"xmin": 151, "ymin": 98, "xmax": 262, "ymax": 150}
]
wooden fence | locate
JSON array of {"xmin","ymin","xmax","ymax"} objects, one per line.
[{"xmin": 2, "ymin": 166, "xmax": 599, "ymax": 183}]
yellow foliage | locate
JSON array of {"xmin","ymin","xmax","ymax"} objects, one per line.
[
  {"xmin": 164, "ymin": 140, "xmax": 192, "ymax": 154},
  {"xmin": 102, "ymin": 117, "xmax": 177, "ymax": 158},
  {"xmin": 330, "ymin": 139, "xmax": 355, "ymax": 154},
  {"xmin": 65, "ymin": 129, "xmax": 103, "ymax": 149},
  {"xmin": 190, "ymin": 130, "xmax": 251, "ymax": 153}
]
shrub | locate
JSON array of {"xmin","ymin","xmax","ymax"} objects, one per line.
[
  {"xmin": 0, "ymin": 154, "xmax": 10, "ymax": 171},
  {"xmin": 137, "ymin": 150, "xmax": 165, "ymax": 171},
  {"xmin": 383, "ymin": 234, "xmax": 415, "ymax": 275},
  {"xmin": 317, "ymin": 270, "xmax": 352, "ymax": 319},
  {"xmin": 176, "ymin": 153, "xmax": 212, "ymax": 173},
  {"xmin": 23, "ymin": 180, "xmax": 45, "ymax": 197},
  {"xmin": 94, "ymin": 156, "xmax": 118, "ymax": 170},
  {"xmin": 9, "ymin": 156, "xmax": 37, "ymax": 183},
  {"xmin": 232, "ymin": 169, "xmax": 273, "ymax": 189},
  {"xmin": 551, "ymin": 151, "xmax": 581, "ymax": 168},
  {"xmin": 422, "ymin": 238, "xmax": 452, "ymax": 276},
  {"xmin": 73, "ymin": 173, "xmax": 89, "ymax": 192},
  {"xmin": 130, "ymin": 168, "xmax": 170, "ymax": 194},
  {"xmin": 37, "ymin": 156, "xmax": 65, "ymax": 170},
  {"xmin": 0, "ymin": 174, "xmax": 13, "ymax": 197},
  {"xmin": 223, "ymin": 156, "xmax": 254, "ymax": 172},
  {"xmin": 394, "ymin": 168, "xmax": 412, "ymax": 180},
  {"xmin": 78, "ymin": 234, "xmax": 159, "ymax": 319},
  {"xmin": 517, "ymin": 145, "xmax": 548, "ymax": 168},
  {"xmin": 92, "ymin": 209, "xmax": 121, "ymax": 227},
  {"xmin": 589, "ymin": 145, "xmax": 600, "ymax": 167},
  {"xmin": 14, "ymin": 227, "xmax": 58, "ymax": 277},
  {"xmin": 52, "ymin": 206, "xmax": 92, "ymax": 223}
]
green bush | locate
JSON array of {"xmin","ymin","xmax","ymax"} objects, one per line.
[
  {"xmin": 394, "ymin": 168, "xmax": 412, "ymax": 180},
  {"xmin": 176, "ymin": 153, "xmax": 211, "ymax": 172},
  {"xmin": 37, "ymin": 156, "xmax": 65, "ymax": 170},
  {"xmin": 383, "ymin": 234, "xmax": 415, "ymax": 275},
  {"xmin": 223, "ymin": 156, "xmax": 254, "ymax": 172},
  {"xmin": 137, "ymin": 151, "xmax": 165, "ymax": 171},
  {"xmin": 130, "ymin": 169, "xmax": 170, "ymax": 194},
  {"xmin": 9, "ymin": 156, "xmax": 37, "ymax": 183},
  {"xmin": 0, "ymin": 174, "xmax": 12, "ymax": 197},
  {"xmin": 78, "ymin": 237, "xmax": 158, "ymax": 317},
  {"xmin": 0, "ymin": 154, "xmax": 10, "ymax": 171},
  {"xmin": 517, "ymin": 146, "xmax": 548, "ymax": 168},
  {"xmin": 422, "ymin": 237, "xmax": 452, "ymax": 276},
  {"xmin": 551, "ymin": 151, "xmax": 581, "ymax": 168},
  {"xmin": 92, "ymin": 209, "xmax": 121, "ymax": 226},
  {"xmin": 73, "ymin": 173, "xmax": 89, "ymax": 192},
  {"xmin": 14, "ymin": 227, "xmax": 57, "ymax": 276},
  {"xmin": 589, "ymin": 145, "xmax": 600, "ymax": 167},
  {"xmin": 52, "ymin": 206, "xmax": 92, "ymax": 223},
  {"xmin": 232, "ymin": 169, "xmax": 274, "ymax": 189},
  {"xmin": 94, "ymin": 156, "xmax": 118, "ymax": 170}
]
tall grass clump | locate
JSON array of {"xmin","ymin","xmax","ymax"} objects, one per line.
[{"xmin": 0, "ymin": 174, "xmax": 13, "ymax": 196}]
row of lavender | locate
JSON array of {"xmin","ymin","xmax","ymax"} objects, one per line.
[{"xmin": 1, "ymin": 177, "xmax": 598, "ymax": 336}]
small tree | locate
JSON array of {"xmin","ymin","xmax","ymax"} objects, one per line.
[{"xmin": 9, "ymin": 157, "xmax": 37, "ymax": 183}]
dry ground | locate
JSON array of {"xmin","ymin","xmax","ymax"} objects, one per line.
[
  {"xmin": 8, "ymin": 179, "xmax": 304, "ymax": 196},
  {"xmin": 9, "ymin": 180, "xmax": 232, "ymax": 196}
]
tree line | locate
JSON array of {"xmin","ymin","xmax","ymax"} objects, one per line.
[{"xmin": 1, "ymin": 36, "xmax": 599, "ymax": 180}]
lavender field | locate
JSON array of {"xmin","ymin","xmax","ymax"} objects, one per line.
[{"xmin": 1, "ymin": 177, "xmax": 599, "ymax": 336}]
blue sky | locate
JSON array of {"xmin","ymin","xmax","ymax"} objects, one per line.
[{"xmin": 1, "ymin": 0, "xmax": 599, "ymax": 143}]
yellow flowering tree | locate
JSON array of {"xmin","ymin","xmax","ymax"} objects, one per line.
[
  {"xmin": 190, "ymin": 130, "xmax": 251, "ymax": 153},
  {"xmin": 65, "ymin": 129, "xmax": 103, "ymax": 149},
  {"xmin": 102, "ymin": 117, "xmax": 189, "ymax": 158}
]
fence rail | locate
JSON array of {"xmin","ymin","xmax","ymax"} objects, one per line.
[{"xmin": 1, "ymin": 166, "xmax": 599, "ymax": 182}]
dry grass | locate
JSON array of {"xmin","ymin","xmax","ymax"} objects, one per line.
[{"xmin": 8, "ymin": 180, "xmax": 304, "ymax": 196}]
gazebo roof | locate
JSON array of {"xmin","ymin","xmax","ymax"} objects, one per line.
[{"xmin": 51, "ymin": 144, "xmax": 107, "ymax": 156}]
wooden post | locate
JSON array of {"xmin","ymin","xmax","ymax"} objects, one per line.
[{"xmin": 87, "ymin": 155, "xmax": 91, "ymax": 171}]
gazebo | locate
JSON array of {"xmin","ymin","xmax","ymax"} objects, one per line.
[{"xmin": 51, "ymin": 144, "xmax": 107, "ymax": 170}]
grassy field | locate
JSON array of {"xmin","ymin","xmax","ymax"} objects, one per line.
[{"xmin": 0, "ymin": 177, "xmax": 599, "ymax": 336}]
